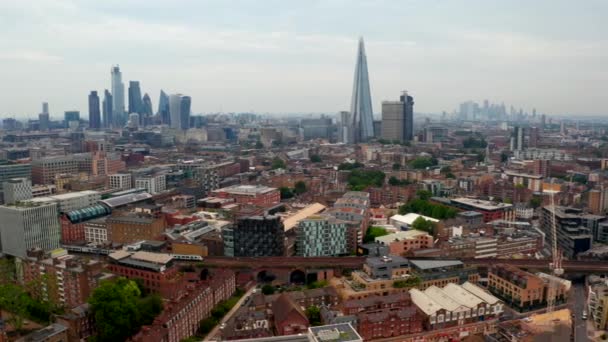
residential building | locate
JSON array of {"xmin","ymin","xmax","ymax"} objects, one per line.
[
  {"xmin": 107, "ymin": 213, "xmax": 166, "ymax": 244},
  {"xmin": 211, "ymin": 185, "xmax": 280, "ymax": 207},
  {"xmin": 410, "ymin": 282, "xmax": 503, "ymax": 331},
  {"xmin": 540, "ymin": 206, "xmax": 593, "ymax": 258},
  {"xmin": 488, "ymin": 264, "xmax": 569, "ymax": 311},
  {"xmin": 109, "ymin": 173, "xmax": 133, "ymax": 190},
  {"xmin": 16, "ymin": 323, "xmax": 69, "ymax": 342},
  {"xmin": 22, "ymin": 248, "xmax": 109, "ymax": 308},
  {"xmin": 375, "ymin": 230, "xmax": 434, "ymax": 256},
  {"xmin": 408, "ymin": 260, "xmax": 479, "ymax": 290},
  {"xmin": 224, "ymin": 215, "xmax": 285, "ymax": 257},
  {"xmin": 381, "ymin": 91, "xmax": 414, "ymax": 142},
  {"xmin": 272, "ymin": 293, "xmax": 309, "ymax": 336},
  {"xmin": 588, "ymin": 278, "xmax": 608, "ymax": 330},
  {"xmin": 296, "ymin": 215, "xmax": 347, "ymax": 257},
  {"xmin": 449, "ymin": 197, "xmax": 514, "ymax": 222},
  {"xmin": 107, "ymin": 251, "xmax": 183, "ymax": 299},
  {"xmin": 3, "ymin": 177, "xmax": 32, "ymax": 204},
  {"xmin": 0, "ymin": 201, "xmax": 61, "ymax": 258}
]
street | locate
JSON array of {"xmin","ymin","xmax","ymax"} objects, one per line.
[
  {"xmin": 571, "ymin": 282, "xmax": 590, "ymax": 342},
  {"xmin": 204, "ymin": 286, "xmax": 257, "ymax": 342}
]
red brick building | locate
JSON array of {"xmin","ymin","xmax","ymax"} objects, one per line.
[
  {"xmin": 211, "ymin": 185, "xmax": 280, "ymax": 207},
  {"xmin": 272, "ymin": 294, "xmax": 309, "ymax": 336},
  {"xmin": 106, "ymin": 251, "xmax": 184, "ymax": 299},
  {"xmin": 22, "ymin": 249, "xmax": 109, "ymax": 309},
  {"xmin": 357, "ymin": 307, "xmax": 424, "ymax": 340}
]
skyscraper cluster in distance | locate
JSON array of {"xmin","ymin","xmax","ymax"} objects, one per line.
[{"xmin": 83, "ymin": 65, "xmax": 191, "ymax": 131}]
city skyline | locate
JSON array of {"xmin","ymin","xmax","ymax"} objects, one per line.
[{"xmin": 0, "ymin": 0, "xmax": 607, "ymax": 117}]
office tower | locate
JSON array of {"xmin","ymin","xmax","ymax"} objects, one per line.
[
  {"xmin": 296, "ymin": 215, "xmax": 347, "ymax": 256},
  {"xmin": 42, "ymin": 102, "xmax": 49, "ymax": 115},
  {"xmin": 541, "ymin": 114, "xmax": 546, "ymax": 129},
  {"xmin": 109, "ymin": 174, "xmax": 132, "ymax": 190},
  {"xmin": 169, "ymin": 94, "xmax": 191, "ymax": 130},
  {"xmin": 300, "ymin": 117, "xmax": 332, "ymax": 140},
  {"xmin": 128, "ymin": 81, "xmax": 143, "ymax": 116},
  {"xmin": 102, "ymin": 89, "xmax": 113, "ymax": 128},
  {"xmin": 142, "ymin": 93, "xmax": 153, "ymax": 125},
  {"xmin": 3, "ymin": 178, "xmax": 32, "ymax": 205},
  {"xmin": 338, "ymin": 111, "xmax": 352, "ymax": 143},
  {"xmin": 158, "ymin": 90, "xmax": 170, "ymax": 125},
  {"xmin": 0, "ymin": 201, "xmax": 61, "ymax": 258},
  {"xmin": 350, "ymin": 37, "xmax": 374, "ymax": 143},
  {"xmin": 223, "ymin": 215, "xmax": 285, "ymax": 257},
  {"xmin": 381, "ymin": 91, "xmax": 414, "ymax": 142},
  {"xmin": 128, "ymin": 113, "xmax": 140, "ymax": 129},
  {"xmin": 88, "ymin": 91, "xmax": 101, "ymax": 130},
  {"xmin": 0, "ymin": 162, "xmax": 31, "ymax": 203},
  {"xmin": 38, "ymin": 113, "xmax": 49, "ymax": 131},
  {"xmin": 510, "ymin": 126, "xmax": 525, "ymax": 151},
  {"xmin": 64, "ymin": 111, "xmax": 80, "ymax": 128},
  {"xmin": 529, "ymin": 127, "xmax": 540, "ymax": 148},
  {"xmin": 111, "ymin": 65, "xmax": 125, "ymax": 126}
]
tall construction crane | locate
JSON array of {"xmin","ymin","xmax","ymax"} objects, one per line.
[{"xmin": 547, "ymin": 186, "xmax": 564, "ymax": 313}]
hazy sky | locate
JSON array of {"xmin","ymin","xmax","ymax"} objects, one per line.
[{"xmin": 1, "ymin": 0, "xmax": 606, "ymax": 118}]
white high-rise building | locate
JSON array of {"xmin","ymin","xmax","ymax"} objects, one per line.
[
  {"xmin": 111, "ymin": 65, "xmax": 125, "ymax": 126},
  {"xmin": 2, "ymin": 178, "xmax": 32, "ymax": 204},
  {"xmin": 169, "ymin": 94, "xmax": 191, "ymax": 130},
  {"xmin": 109, "ymin": 174, "xmax": 132, "ymax": 190},
  {"xmin": 135, "ymin": 174, "xmax": 166, "ymax": 194},
  {"xmin": 0, "ymin": 201, "xmax": 61, "ymax": 258}
]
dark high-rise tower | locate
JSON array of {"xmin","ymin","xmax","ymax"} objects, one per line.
[
  {"xmin": 102, "ymin": 89, "xmax": 113, "ymax": 128},
  {"xmin": 128, "ymin": 81, "xmax": 143, "ymax": 115},
  {"xmin": 158, "ymin": 90, "xmax": 170, "ymax": 125},
  {"xmin": 350, "ymin": 37, "xmax": 374, "ymax": 143},
  {"xmin": 88, "ymin": 91, "xmax": 101, "ymax": 130},
  {"xmin": 381, "ymin": 91, "xmax": 414, "ymax": 142}
]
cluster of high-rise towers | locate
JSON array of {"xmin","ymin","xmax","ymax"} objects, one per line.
[
  {"xmin": 87, "ymin": 65, "xmax": 191, "ymax": 131},
  {"xmin": 340, "ymin": 38, "xmax": 414, "ymax": 144}
]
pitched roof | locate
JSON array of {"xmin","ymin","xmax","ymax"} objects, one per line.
[{"xmin": 272, "ymin": 293, "xmax": 307, "ymax": 324}]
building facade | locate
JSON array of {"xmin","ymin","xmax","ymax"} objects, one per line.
[
  {"xmin": 296, "ymin": 216, "xmax": 347, "ymax": 257},
  {"xmin": 224, "ymin": 215, "xmax": 285, "ymax": 257},
  {"xmin": 381, "ymin": 91, "xmax": 414, "ymax": 142}
]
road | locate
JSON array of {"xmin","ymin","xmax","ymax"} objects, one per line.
[
  {"xmin": 571, "ymin": 282, "xmax": 590, "ymax": 342},
  {"xmin": 204, "ymin": 286, "xmax": 257, "ymax": 342}
]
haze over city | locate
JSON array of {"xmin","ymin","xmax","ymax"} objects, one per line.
[{"xmin": 1, "ymin": 0, "xmax": 607, "ymax": 117}]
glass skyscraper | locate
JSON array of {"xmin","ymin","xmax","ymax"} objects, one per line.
[
  {"xmin": 110, "ymin": 65, "xmax": 125, "ymax": 126},
  {"xmin": 350, "ymin": 37, "xmax": 374, "ymax": 143}
]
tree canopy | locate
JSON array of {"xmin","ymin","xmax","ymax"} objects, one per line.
[
  {"xmin": 88, "ymin": 278, "xmax": 163, "ymax": 342},
  {"xmin": 271, "ymin": 158, "xmax": 286, "ymax": 170},
  {"xmin": 310, "ymin": 155, "xmax": 322, "ymax": 163},
  {"xmin": 409, "ymin": 157, "xmax": 437, "ymax": 169},
  {"xmin": 347, "ymin": 169, "xmax": 385, "ymax": 191},
  {"xmin": 363, "ymin": 226, "xmax": 390, "ymax": 243},
  {"xmin": 338, "ymin": 161, "xmax": 364, "ymax": 170},
  {"xmin": 411, "ymin": 216, "xmax": 436, "ymax": 235},
  {"xmin": 399, "ymin": 199, "xmax": 457, "ymax": 220},
  {"xmin": 294, "ymin": 181, "xmax": 307, "ymax": 195},
  {"xmin": 463, "ymin": 136, "xmax": 488, "ymax": 149}
]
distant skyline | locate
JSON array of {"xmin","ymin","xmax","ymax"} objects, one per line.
[{"xmin": 0, "ymin": 0, "xmax": 607, "ymax": 118}]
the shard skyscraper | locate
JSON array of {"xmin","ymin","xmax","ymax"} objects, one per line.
[{"xmin": 350, "ymin": 37, "xmax": 374, "ymax": 143}]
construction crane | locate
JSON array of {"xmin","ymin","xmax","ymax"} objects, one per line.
[{"xmin": 546, "ymin": 185, "xmax": 564, "ymax": 313}]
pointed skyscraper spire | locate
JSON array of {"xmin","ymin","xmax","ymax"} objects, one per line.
[{"xmin": 350, "ymin": 37, "xmax": 374, "ymax": 143}]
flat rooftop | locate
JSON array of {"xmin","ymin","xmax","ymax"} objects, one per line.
[
  {"xmin": 409, "ymin": 259, "xmax": 463, "ymax": 270},
  {"xmin": 375, "ymin": 230, "xmax": 431, "ymax": 244},
  {"xmin": 452, "ymin": 197, "xmax": 513, "ymax": 211},
  {"xmin": 391, "ymin": 213, "xmax": 439, "ymax": 225},
  {"xmin": 283, "ymin": 203, "xmax": 327, "ymax": 231},
  {"xmin": 309, "ymin": 323, "xmax": 362, "ymax": 342},
  {"xmin": 214, "ymin": 184, "xmax": 277, "ymax": 195}
]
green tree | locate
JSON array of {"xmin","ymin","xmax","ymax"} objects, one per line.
[
  {"xmin": 363, "ymin": 226, "xmax": 389, "ymax": 243},
  {"xmin": 261, "ymin": 285, "xmax": 275, "ymax": 295},
  {"xmin": 254, "ymin": 141, "xmax": 264, "ymax": 149},
  {"xmin": 440, "ymin": 166, "xmax": 452, "ymax": 174},
  {"xmin": 463, "ymin": 136, "xmax": 487, "ymax": 149},
  {"xmin": 271, "ymin": 158, "xmax": 286, "ymax": 170},
  {"xmin": 416, "ymin": 190, "xmax": 432, "ymax": 200},
  {"xmin": 310, "ymin": 155, "xmax": 322, "ymax": 163},
  {"xmin": 500, "ymin": 152, "xmax": 509, "ymax": 163},
  {"xmin": 0, "ymin": 284, "xmax": 28, "ymax": 333},
  {"xmin": 279, "ymin": 187, "xmax": 294, "ymax": 199},
  {"xmin": 347, "ymin": 170, "xmax": 385, "ymax": 191},
  {"xmin": 198, "ymin": 318, "xmax": 217, "ymax": 334},
  {"xmin": 410, "ymin": 157, "xmax": 435, "ymax": 169},
  {"xmin": 307, "ymin": 280, "xmax": 328, "ymax": 289},
  {"xmin": 530, "ymin": 197, "xmax": 542, "ymax": 209},
  {"xmin": 294, "ymin": 181, "xmax": 307, "ymax": 195},
  {"xmin": 411, "ymin": 216, "xmax": 436, "ymax": 235},
  {"xmin": 305, "ymin": 306, "xmax": 322, "ymax": 326},
  {"xmin": 392, "ymin": 163, "xmax": 401, "ymax": 170},
  {"xmin": 393, "ymin": 276, "xmax": 422, "ymax": 288},
  {"xmin": 89, "ymin": 278, "xmax": 163, "ymax": 342}
]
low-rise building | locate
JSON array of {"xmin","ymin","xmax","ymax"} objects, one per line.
[{"xmin": 375, "ymin": 230, "xmax": 434, "ymax": 256}]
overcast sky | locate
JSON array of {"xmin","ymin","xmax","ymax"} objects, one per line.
[{"xmin": 1, "ymin": 0, "xmax": 606, "ymax": 119}]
